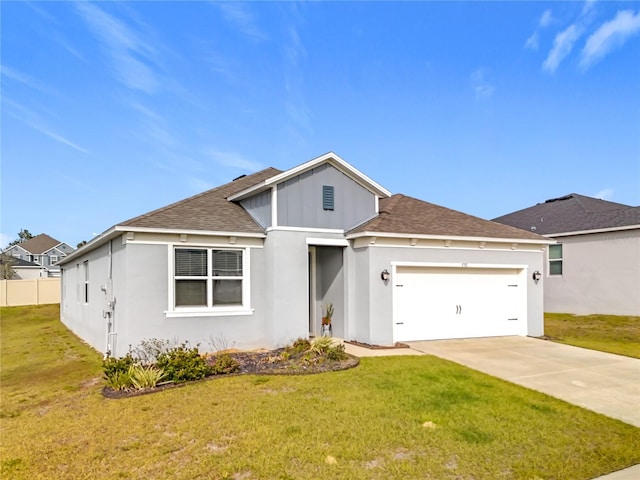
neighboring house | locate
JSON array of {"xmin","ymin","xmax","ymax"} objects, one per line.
[
  {"xmin": 0, "ymin": 257, "xmax": 49, "ymax": 279},
  {"xmin": 5, "ymin": 234, "xmax": 75, "ymax": 277},
  {"xmin": 493, "ymin": 194, "xmax": 640, "ymax": 316},
  {"xmin": 59, "ymin": 152, "xmax": 550, "ymax": 357}
]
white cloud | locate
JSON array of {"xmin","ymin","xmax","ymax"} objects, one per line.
[
  {"xmin": 594, "ymin": 188, "xmax": 614, "ymax": 200},
  {"xmin": 580, "ymin": 10, "xmax": 640, "ymax": 69},
  {"xmin": 525, "ymin": 32, "xmax": 539, "ymax": 50},
  {"xmin": 3, "ymin": 98, "xmax": 89, "ymax": 153},
  {"xmin": 75, "ymin": 2, "xmax": 159, "ymax": 94},
  {"xmin": 470, "ymin": 68, "xmax": 495, "ymax": 99},
  {"xmin": 1, "ymin": 65, "xmax": 58, "ymax": 95},
  {"xmin": 205, "ymin": 150, "xmax": 263, "ymax": 172},
  {"xmin": 540, "ymin": 9, "xmax": 554, "ymax": 27},
  {"xmin": 215, "ymin": 3, "xmax": 266, "ymax": 41},
  {"xmin": 525, "ymin": 9, "xmax": 554, "ymax": 50},
  {"xmin": 543, "ymin": 24, "xmax": 582, "ymax": 73}
]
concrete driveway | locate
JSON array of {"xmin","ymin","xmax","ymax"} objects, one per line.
[{"xmin": 407, "ymin": 336, "xmax": 640, "ymax": 427}]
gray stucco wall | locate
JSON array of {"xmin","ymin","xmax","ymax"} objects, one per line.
[
  {"xmin": 62, "ymin": 236, "xmax": 274, "ymax": 357},
  {"xmin": 545, "ymin": 229, "xmax": 640, "ymax": 315},
  {"xmin": 61, "ymin": 241, "xmax": 118, "ymax": 355},
  {"xmin": 277, "ymin": 163, "xmax": 376, "ymax": 230},
  {"xmin": 348, "ymin": 245, "xmax": 545, "ymax": 345},
  {"xmin": 263, "ymin": 230, "xmax": 314, "ymax": 346}
]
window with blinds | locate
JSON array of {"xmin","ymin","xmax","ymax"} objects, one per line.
[
  {"xmin": 549, "ymin": 244, "xmax": 563, "ymax": 275},
  {"xmin": 174, "ymin": 248, "xmax": 244, "ymax": 308}
]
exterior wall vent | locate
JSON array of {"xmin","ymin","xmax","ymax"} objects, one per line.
[{"xmin": 322, "ymin": 185, "xmax": 334, "ymax": 211}]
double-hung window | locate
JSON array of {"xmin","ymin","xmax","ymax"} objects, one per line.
[
  {"xmin": 549, "ymin": 244, "xmax": 563, "ymax": 275},
  {"xmin": 174, "ymin": 248, "xmax": 245, "ymax": 310}
]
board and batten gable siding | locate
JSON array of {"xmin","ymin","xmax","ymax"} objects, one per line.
[
  {"xmin": 240, "ymin": 189, "xmax": 272, "ymax": 228},
  {"xmin": 277, "ymin": 163, "xmax": 377, "ymax": 230}
]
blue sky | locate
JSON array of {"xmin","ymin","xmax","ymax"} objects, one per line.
[{"xmin": 2, "ymin": 1, "xmax": 639, "ymax": 248}]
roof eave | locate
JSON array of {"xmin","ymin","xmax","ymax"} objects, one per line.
[
  {"xmin": 58, "ymin": 225, "xmax": 266, "ymax": 265},
  {"xmin": 545, "ymin": 224, "xmax": 640, "ymax": 238},
  {"xmin": 346, "ymin": 231, "xmax": 554, "ymax": 245}
]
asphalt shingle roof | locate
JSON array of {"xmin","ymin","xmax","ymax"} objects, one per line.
[
  {"xmin": 14, "ymin": 234, "xmax": 62, "ymax": 254},
  {"xmin": 492, "ymin": 193, "xmax": 640, "ymax": 235},
  {"xmin": 350, "ymin": 194, "xmax": 545, "ymax": 241},
  {"xmin": 120, "ymin": 168, "xmax": 282, "ymax": 233}
]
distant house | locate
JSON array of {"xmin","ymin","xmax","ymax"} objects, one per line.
[
  {"xmin": 0, "ymin": 257, "xmax": 49, "ymax": 279},
  {"xmin": 493, "ymin": 194, "xmax": 640, "ymax": 316},
  {"xmin": 4, "ymin": 234, "xmax": 75, "ymax": 277},
  {"xmin": 59, "ymin": 152, "xmax": 550, "ymax": 357}
]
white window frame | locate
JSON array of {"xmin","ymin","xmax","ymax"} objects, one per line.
[
  {"xmin": 167, "ymin": 246, "xmax": 252, "ymax": 317},
  {"xmin": 548, "ymin": 244, "xmax": 563, "ymax": 276},
  {"xmin": 50, "ymin": 255, "xmax": 59, "ymax": 264},
  {"xmin": 83, "ymin": 261, "xmax": 89, "ymax": 303}
]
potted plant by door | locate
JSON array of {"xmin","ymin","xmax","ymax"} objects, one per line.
[{"xmin": 321, "ymin": 303, "xmax": 334, "ymax": 337}]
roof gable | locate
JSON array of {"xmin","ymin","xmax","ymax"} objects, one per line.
[
  {"xmin": 228, "ymin": 152, "xmax": 391, "ymax": 201},
  {"xmin": 12, "ymin": 234, "xmax": 62, "ymax": 254},
  {"xmin": 120, "ymin": 167, "xmax": 282, "ymax": 233},
  {"xmin": 349, "ymin": 194, "xmax": 545, "ymax": 241},
  {"xmin": 493, "ymin": 193, "xmax": 640, "ymax": 235}
]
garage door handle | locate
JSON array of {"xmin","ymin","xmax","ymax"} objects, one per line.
[
  {"xmin": 396, "ymin": 284, "xmax": 404, "ymax": 287},
  {"xmin": 396, "ymin": 322, "xmax": 404, "ymax": 325}
]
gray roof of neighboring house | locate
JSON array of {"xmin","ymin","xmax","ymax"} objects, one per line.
[
  {"xmin": 11, "ymin": 234, "xmax": 63, "ymax": 254},
  {"xmin": 120, "ymin": 168, "xmax": 282, "ymax": 233},
  {"xmin": 492, "ymin": 193, "xmax": 640, "ymax": 235},
  {"xmin": 349, "ymin": 194, "xmax": 545, "ymax": 241},
  {"xmin": 0, "ymin": 257, "xmax": 42, "ymax": 268}
]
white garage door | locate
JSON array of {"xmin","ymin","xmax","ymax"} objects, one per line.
[{"xmin": 393, "ymin": 266, "xmax": 526, "ymax": 342}]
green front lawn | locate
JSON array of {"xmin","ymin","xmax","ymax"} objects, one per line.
[
  {"xmin": 545, "ymin": 313, "xmax": 640, "ymax": 358},
  {"xmin": 2, "ymin": 305, "xmax": 639, "ymax": 479}
]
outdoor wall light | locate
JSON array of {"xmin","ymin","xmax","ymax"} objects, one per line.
[
  {"xmin": 381, "ymin": 269, "xmax": 390, "ymax": 282},
  {"xmin": 532, "ymin": 270, "xmax": 542, "ymax": 284}
]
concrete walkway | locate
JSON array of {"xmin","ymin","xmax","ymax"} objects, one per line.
[{"xmin": 343, "ymin": 337, "xmax": 640, "ymax": 480}]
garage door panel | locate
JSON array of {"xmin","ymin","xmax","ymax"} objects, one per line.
[{"xmin": 393, "ymin": 266, "xmax": 525, "ymax": 342}]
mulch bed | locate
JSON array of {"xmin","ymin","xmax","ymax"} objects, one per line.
[
  {"xmin": 102, "ymin": 349, "xmax": 359, "ymax": 399},
  {"xmin": 345, "ymin": 340, "xmax": 410, "ymax": 350}
]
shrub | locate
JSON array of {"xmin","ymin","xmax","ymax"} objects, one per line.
[
  {"xmin": 156, "ymin": 343, "xmax": 212, "ymax": 382},
  {"xmin": 289, "ymin": 338, "xmax": 311, "ymax": 354},
  {"xmin": 103, "ymin": 353, "xmax": 136, "ymax": 379},
  {"xmin": 105, "ymin": 369, "xmax": 134, "ymax": 391},
  {"xmin": 209, "ymin": 353, "xmax": 240, "ymax": 375},
  {"xmin": 130, "ymin": 365, "xmax": 166, "ymax": 389},
  {"xmin": 326, "ymin": 343, "xmax": 348, "ymax": 361},
  {"xmin": 308, "ymin": 336, "xmax": 334, "ymax": 355},
  {"xmin": 132, "ymin": 338, "xmax": 174, "ymax": 365}
]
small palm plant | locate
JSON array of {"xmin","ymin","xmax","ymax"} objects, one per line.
[{"xmin": 321, "ymin": 303, "xmax": 334, "ymax": 325}]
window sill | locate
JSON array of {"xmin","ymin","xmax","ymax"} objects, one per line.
[{"xmin": 165, "ymin": 308, "xmax": 254, "ymax": 318}]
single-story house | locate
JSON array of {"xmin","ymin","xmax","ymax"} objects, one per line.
[
  {"xmin": 59, "ymin": 153, "xmax": 551, "ymax": 357},
  {"xmin": 493, "ymin": 193, "xmax": 640, "ymax": 316},
  {"xmin": 1, "ymin": 257, "xmax": 50, "ymax": 279}
]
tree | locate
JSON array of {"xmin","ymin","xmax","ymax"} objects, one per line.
[
  {"xmin": 0, "ymin": 252, "xmax": 16, "ymax": 279},
  {"xmin": 8, "ymin": 229, "xmax": 34, "ymax": 247}
]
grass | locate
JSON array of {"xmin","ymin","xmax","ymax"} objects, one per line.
[
  {"xmin": 2, "ymin": 306, "xmax": 639, "ymax": 480},
  {"xmin": 545, "ymin": 313, "xmax": 640, "ymax": 358}
]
